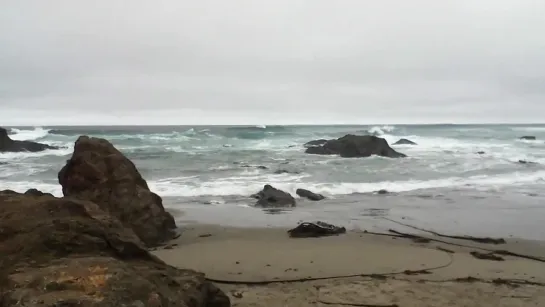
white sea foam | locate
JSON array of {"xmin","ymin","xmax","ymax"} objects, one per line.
[
  {"xmin": 9, "ymin": 127, "xmax": 50, "ymax": 141},
  {"xmin": 512, "ymin": 127, "xmax": 545, "ymax": 132},
  {"xmin": 0, "ymin": 180, "xmax": 62, "ymax": 196},
  {"xmin": 146, "ymin": 170, "xmax": 545, "ymax": 198},
  {"xmin": 367, "ymin": 125, "xmax": 395, "ymax": 135},
  {"xmin": 0, "ymin": 147, "xmax": 73, "ymax": 161}
]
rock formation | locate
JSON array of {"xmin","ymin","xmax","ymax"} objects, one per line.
[
  {"xmin": 392, "ymin": 138, "xmax": 417, "ymax": 145},
  {"xmin": 305, "ymin": 134, "xmax": 406, "ymax": 158},
  {"xmin": 0, "ymin": 191, "xmax": 230, "ymax": 307},
  {"xmin": 0, "ymin": 127, "xmax": 58, "ymax": 152},
  {"xmin": 58, "ymin": 136, "xmax": 176, "ymax": 247},
  {"xmin": 251, "ymin": 184, "xmax": 296, "ymax": 207},
  {"xmin": 296, "ymin": 188, "xmax": 325, "ymax": 201}
]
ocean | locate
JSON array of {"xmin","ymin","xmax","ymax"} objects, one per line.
[{"xmin": 2, "ymin": 124, "xmax": 545, "ymax": 240}]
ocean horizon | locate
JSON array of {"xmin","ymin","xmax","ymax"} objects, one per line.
[{"xmin": 2, "ymin": 124, "xmax": 545, "ymax": 240}]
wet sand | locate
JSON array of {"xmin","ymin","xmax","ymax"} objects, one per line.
[{"xmin": 152, "ymin": 224, "xmax": 545, "ymax": 307}]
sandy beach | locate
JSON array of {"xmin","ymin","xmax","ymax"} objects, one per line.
[{"xmin": 152, "ymin": 224, "xmax": 545, "ymax": 307}]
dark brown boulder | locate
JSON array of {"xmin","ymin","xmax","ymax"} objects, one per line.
[
  {"xmin": 0, "ymin": 127, "xmax": 58, "ymax": 152},
  {"xmin": 305, "ymin": 134, "xmax": 406, "ymax": 158},
  {"xmin": 0, "ymin": 192, "xmax": 230, "ymax": 307},
  {"xmin": 58, "ymin": 136, "xmax": 176, "ymax": 247},
  {"xmin": 251, "ymin": 184, "xmax": 296, "ymax": 208},
  {"xmin": 296, "ymin": 188, "xmax": 325, "ymax": 201}
]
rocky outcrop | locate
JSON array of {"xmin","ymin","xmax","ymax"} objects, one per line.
[
  {"xmin": 0, "ymin": 127, "xmax": 58, "ymax": 152},
  {"xmin": 520, "ymin": 136, "xmax": 536, "ymax": 140},
  {"xmin": 296, "ymin": 188, "xmax": 325, "ymax": 201},
  {"xmin": 304, "ymin": 139, "xmax": 328, "ymax": 147},
  {"xmin": 0, "ymin": 191, "xmax": 230, "ymax": 307},
  {"xmin": 305, "ymin": 134, "xmax": 406, "ymax": 158},
  {"xmin": 58, "ymin": 136, "xmax": 176, "ymax": 247},
  {"xmin": 251, "ymin": 184, "xmax": 296, "ymax": 207},
  {"xmin": 392, "ymin": 138, "xmax": 417, "ymax": 145}
]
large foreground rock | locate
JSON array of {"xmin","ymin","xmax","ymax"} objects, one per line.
[
  {"xmin": 305, "ymin": 134, "xmax": 406, "ymax": 158},
  {"xmin": 0, "ymin": 127, "xmax": 58, "ymax": 152},
  {"xmin": 58, "ymin": 136, "xmax": 176, "ymax": 247},
  {"xmin": 0, "ymin": 191, "xmax": 230, "ymax": 307}
]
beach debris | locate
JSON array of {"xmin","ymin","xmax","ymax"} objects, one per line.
[
  {"xmin": 304, "ymin": 134, "xmax": 406, "ymax": 158},
  {"xmin": 436, "ymin": 246, "xmax": 455, "ymax": 254},
  {"xmin": 288, "ymin": 221, "xmax": 346, "ymax": 238},
  {"xmin": 251, "ymin": 184, "xmax": 296, "ymax": 208},
  {"xmin": 296, "ymin": 188, "xmax": 325, "ymax": 201},
  {"xmin": 199, "ymin": 233, "xmax": 212, "ymax": 238},
  {"xmin": 470, "ymin": 251, "xmax": 505, "ymax": 261},
  {"xmin": 383, "ymin": 218, "xmax": 506, "ymax": 244},
  {"xmin": 392, "ymin": 138, "xmax": 417, "ymax": 145},
  {"xmin": 403, "ymin": 269, "xmax": 432, "ymax": 275},
  {"xmin": 0, "ymin": 126, "xmax": 59, "ymax": 152}
]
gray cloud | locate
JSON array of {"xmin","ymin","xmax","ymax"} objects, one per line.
[{"xmin": 1, "ymin": 0, "xmax": 545, "ymax": 125}]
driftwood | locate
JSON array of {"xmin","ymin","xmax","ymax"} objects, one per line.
[{"xmin": 382, "ymin": 218, "xmax": 506, "ymax": 244}]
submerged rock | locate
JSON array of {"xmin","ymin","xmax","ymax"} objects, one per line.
[
  {"xmin": 288, "ymin": 221, "xmax": 346, "ymax": 238},
  {"xmin": 274, "ymin": 169, "xmax": 301, "ymax": 175},
  {"xmin": 252, "ymin": 184, "xmax": 296, "ymax": 208},
  {"xmin": 520, "ymin": 136, "xmax": 536, "ymax": 140},
  {"xmin": 305, "ymin": 134, "xmax": 406, "ymax": 158},
  {"xmin": 0, "ymin": 191, "xmax": 230, "ymax": 307},
  {"xmin": 392, "ymin": 138, "xmax": 417, "ymax": 145},
  {"xmin": 0, "ymin": 127, "xmax": 58, "ymax": 152},
  {"xmin": 58, "ymin": 136, "xmax": 177, "ymax": 247},
  {"xmin": 296, "ymin": 188, "xmax": 325, "ymax": 201}
]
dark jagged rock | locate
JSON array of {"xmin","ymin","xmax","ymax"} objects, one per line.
[
  {"xmin": 251, "ymin": 184, "xmax": 296, "ymax": 208},
  {"xmin": 288, "ymin": 221, "xmax": 346, "ymax": 238},
  {"xmin": 304, "ymin": 139, "xmax": 329, "ymax": 147},
  {"xmin": 0, "ymin": 192, "xmax": 230, "ymax": 307},
  {"xmin": 392, "ymin": 138, "xmax": 417, "ymax": 145},
  {"xmin": 24, "ymin": 188, "xmax": 53, "ymax": 197},
  {"xmin": 520, "ymin": 136, "xmax": 536, "ymax": 140},
  {"xmin": 0, "ymin": 127, "xmax": 58, "ymax": 152},
  {"xmin": 305, "ymin": 134, "xmax": 406, "ymax": 158},
  {"xmin": 296, "ymin": 188, "xmax": 325, "ymax": 201},
  {"xmin": 58, "ymin": 136, "xmax": 176, "ymax": 247}
]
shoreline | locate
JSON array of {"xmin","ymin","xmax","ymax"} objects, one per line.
[
  {"xmin": 152, "ymin": 224, "xmax": 545, "ymax": 306},
  {"xmin": 152, "ymin": 223, "xmax": 545, "ymax": 306}
]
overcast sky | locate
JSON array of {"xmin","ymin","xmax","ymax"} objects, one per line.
[{"xmin": 1, "ymin": 0, "xmax": 545, "ymax": 125}]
